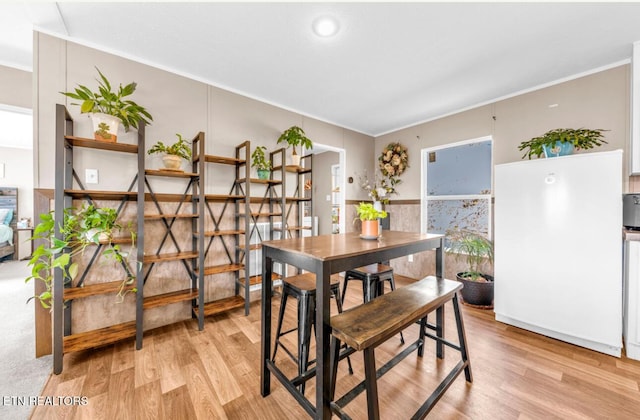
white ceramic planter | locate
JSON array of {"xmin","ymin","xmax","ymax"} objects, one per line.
[
  {"xmin": 90, "ymin": 113, "xmax": 120, "ymax": 142},
  {"xmin": 162, "ymin": 154, "xmax": 183, "ymax": 171}
]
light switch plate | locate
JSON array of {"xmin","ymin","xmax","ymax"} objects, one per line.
[{"xmin": 85, "ymin": 169, "xmax": 98, "ymax": 184}]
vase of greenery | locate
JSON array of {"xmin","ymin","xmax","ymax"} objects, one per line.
[
  {"xmin": 251, "ymin": 146, "xmax": 272, "ymax": 180},
  {"xmin": 446, "ymin": 229, "xmax": 494, "ymax": 307},
  {"xmin": 26, "ymin": 204, "xmax": 136, "ymax": 308},
  {"xmin": 518, "ymin": 128, "xmax": 608, "ymax": 159},
  {"xmin": 276, "ymin": 125, "xmax": 313, "ymax": 166},
  {"xmin": 354, "ymin": 202, "xmax": 388, "ymax": 239},
  {"xmin": 60, "ymin": 67, "xmax": 153, "ymax": 142},
  {"xmin": 148, "ymin": 133, "xmax": 192, "ymax": 171}
]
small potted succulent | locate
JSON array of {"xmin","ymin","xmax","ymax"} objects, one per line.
[
  {"xmin": 60, "ymin": 67, "xmax": 153, "ymax": 142},
  {"xmin": 148, "ymin": 133, "xmax": 192, "ymax": 171},
  {"xmin": 518, "ymin": 128, "xmax": 608, "ymax": 159},
  {"xmin": 446, "ymin": 229, "xmax": 494, "ymax": 307},
  {"xmin": 354, "ymin": 202, "xmax": 388, "ymax": 239},
  {"xmin": 276, "ymin": 125, "xmax": 313, "ymax": 166},
  {"xmin": 251, "ymin": 146, "xmax": 272, "ymax": 180}
]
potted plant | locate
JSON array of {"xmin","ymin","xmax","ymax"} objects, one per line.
[
  {"xmin": 354, "ymin": 202, "xmax": 388, "ymax": 239},
  {"xmin": 251, "ymin": 146, "xmax": 272, "ymax": 180},
  {"xmin": 276, "ymin": 125, "xmax": 313, "ymax": 166},
  {"xmin": 518, "ymin": 128, "xmax": 608, "ymax": 159},
  {"xmin": 60, "ymin": 67, "xmax": 153, "ymax": 142},
  {"xmin": 446, "ymin": 229, "xmax": 494, "ymax": 307},
  {"xmin": 26, "ymin": 204, "xmax": 136, "ymax": 308},
  {"xmin": 147, "ymin": 133, "xmax": 192, "ymax": 171}
]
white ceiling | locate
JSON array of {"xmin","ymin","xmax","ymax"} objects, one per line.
[{"xmin": 2, "ymin": 2, "xmax": 640, "ymax": 139}]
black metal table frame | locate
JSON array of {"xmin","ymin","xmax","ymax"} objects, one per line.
[{"xmin": 260, "ymin": 232, "xmax": 445, "ymax": 420}]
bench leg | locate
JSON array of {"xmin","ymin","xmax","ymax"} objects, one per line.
[
  {"xmin": 363, "ymin": 347, "xmax": 380, "ymax": 420},
  {"xmin": 417, "ymin": 316, "xmax": 427, "ymax": 357},
  {"xmin": 452, "ymin": 293, "xmax": 473, "ymax": 383}
]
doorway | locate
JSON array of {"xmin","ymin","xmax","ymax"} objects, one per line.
[{"xmin": 310, "ymin": 144, "xmax": 345, "ymax": 235}]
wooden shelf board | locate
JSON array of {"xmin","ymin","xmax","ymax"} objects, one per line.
[
  {"xmin": 65, "ymin": 190, "xmax": 138, "ymax": 201},
  {"xmin": 195, "ymin": 295, "xmax": 245, "ymax": 317},
  {"xmin": 197, "ymin": 263, "xmax": 245, "ymax": 276},
  {"xmin": 285, "ymin": 165, "xmax": 312, "ymax": 174},
  {"xmin": 273, "ymin": 226, "xmax": 312, "ymax": 232},
  {"xmin": 286, "ymin": 197, "xmax": 312, "ymax": 202},
  {"xmin": 64, "ymin": 280, "xmax": 135, "ymax": 300},
  {"xmin": 143, "ymin": 289, "xmax": 198, "ymax": 309},
  {"xmin": 64, "ymin": 136, "xmax": 138, "ymax": 154},
  {"xmin": 97, "ymin": 236, "xmax": 134, "ymax": 245},
  {"xmin": 204, "ymin": 155, "xmax": 245, "ymax": 165},
  {"xmin": 196, "ymin": 229, "xmax": 245, "ymax": 237},
  {"xmin": 199, "ymin": 194, "xmax": 245, "ymax": 202},
  {"xmin": 247, "ymin": 273, "xmax": 282, "ymax": 286},
  {"xmin": 145, "ymin": 213, "xmax": 198, "ymax": 220},
  {"xmin": 145, "ymin": 169, "xmax": 198, "ymax": 178},
  {"xmin": 143, "ymin": 251, "xmax": 199, "ymax": 263},
  {"xmin": 63, "ymin": 321, "xmax": 136, "ymax": 354},
  {"xmin": 145, "ymin": 193, "xmax": 194, "ymax": 202}
]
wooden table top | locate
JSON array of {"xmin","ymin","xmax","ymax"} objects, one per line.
[{"xmin": 261, "ymin": 231, "xmax": 443, "ymax": 262}]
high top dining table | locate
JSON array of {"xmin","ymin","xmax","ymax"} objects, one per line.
[{"xmin": 260, "ymin": 230, "xmax": 445, "ymax": 419}]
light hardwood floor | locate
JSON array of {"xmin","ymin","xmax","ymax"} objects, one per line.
[{"xmin": 32, "ymin": 277, "xmax": 640, "ymax": 419}]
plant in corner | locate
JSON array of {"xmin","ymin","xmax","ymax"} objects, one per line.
[
  {"xmin": 354, "ymin": 202, "xmax": 388, "ymax": 239},
  {"xmin": 276, "ymin": 125, "xmax": 313, "ymax": 166},
  {"xmin": 446, "ymin": 229, "xmax": 494, "ymax": 307},
  {"xmin": 60, "ymin": 67, "xmax": 153, "ymax": 142},
  {"xmin": 25, "ymin": 205, "xmax": 137, "ymax": 308},
  {"xmin": 518, "ymin": 128, "xmax": 608, "ymax": 159},
  {"xmin": 251, "ymin": 146, "xmax": 272, "ymax": 180},
  {"xmin": 148, "ymin": 133, "xmax": 192, "ymax": 171}
]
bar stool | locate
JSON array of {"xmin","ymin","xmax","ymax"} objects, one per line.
[
  {"xmin": 272, "ymin": 272, "xmax": 353, "ymax": 393},
  {"xmin": 342, "ymin": 263, "xmax": 404, "ymax": 344}
]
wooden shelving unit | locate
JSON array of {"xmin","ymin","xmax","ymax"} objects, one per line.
[
  {"xmin": 53, "ymin": 104, "xmax": 143, "ymax": 374},
  {"xmin": 137, "ymin": 132, "xmax": 205, "ymax": 348}
]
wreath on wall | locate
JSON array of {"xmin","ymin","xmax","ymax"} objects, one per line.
[{"xmin": 379, "ymin": 142, "xmax": 409, "ymax": 177}]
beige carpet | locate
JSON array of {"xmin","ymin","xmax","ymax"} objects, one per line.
[{"xmin": 0, "ymin": 259, "xmax": 52, "ymax": 420}]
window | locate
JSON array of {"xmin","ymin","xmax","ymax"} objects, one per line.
[{"xmin": 421, "ymin": 137, "xmax": 492, "ymax": 244}]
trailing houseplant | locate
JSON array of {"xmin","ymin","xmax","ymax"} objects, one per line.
[
  {"xmin": 518, "ymin": 128, "xmax": 608, "ymax": 159},
  {"xmin": 60, "ymin": 67, "xmax": 153, "ymax": 142},
  {"xmin": 26, "ymin": 205, "xmax": 136, "ymax": 308},
  {"xmin": 148, "ymin": 133, "xmax": 192, "ymax": 171},
  {"xmin": 446, "ymin": 229, "xmax": 494, "ymax": 307},
  {"xmin": 276, "ymin": 125, "xmax": 313, "ymax": 166},
  {"xmin": 251, "ymin": 146, "xmax": 272, "ymax": 180},
  {"xmin": 354, "ymin": 202, "xmax": 388, "ymax": 238}
]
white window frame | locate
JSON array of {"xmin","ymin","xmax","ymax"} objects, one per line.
[{"xmin": 420, "ymin": 135, "xmax": 494, "ymax": 240}]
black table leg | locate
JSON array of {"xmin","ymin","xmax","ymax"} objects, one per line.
[
  {"xmin": 316, "ymin": 262, "xmax": 332, "ymax": 419},
  {"xmin": 261, "ymin": 253, "xmax": 273, "ymax": 396}
]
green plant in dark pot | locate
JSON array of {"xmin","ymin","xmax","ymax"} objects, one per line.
[
  {"xmin": 518, "ymin": 128, "xmax": 608, "ymax": 159},
  {"xmin": 446, "ymin": 229, "xmax": 494, "ymax": 307},
  {"xmin": 60, "ymin": 67, "xmax": 153, "ymax": 142},
  {"xmin": 276, "ymin": 125, "xmax": 313, "ymax": 166},
  {"xmin": 251, "ymin": 146, "xmax": 272, "ymax": 180},
  {"xmin": 148, "ymin": 133, "xmax": 192, "ymax": 171}
]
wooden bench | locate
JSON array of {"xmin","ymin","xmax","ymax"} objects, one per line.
[{"xmin": 329, "ymin": 276, "xmax": 472, "ymax": 420}]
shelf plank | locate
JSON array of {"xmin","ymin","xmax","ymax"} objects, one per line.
[
  {"xmin": 286, "ymin": 196, "xmax": 312, "ymax": 202},
  {"xmin": 194, "ymin": 295, "xmax": 245, "ymax": 317},
  {"xmin": 239, "ymin": 212, "xmax": 283, "ymax": 218},
  {"xmin": 63, "ymin": 321, "xmax": 136, "ymax": 354},
  {"xmin": 64, "ymin": 280, "xmax": 135, "ymax": 300},
  {"xmin": 97, "ymin": 236, "xmax": 134, "ymax": 245},
  {"xmin": 143, "ymin": 251, "xmax": 199, "ymax": 263},
  {"xmin": 285, "ymin": 165, "xmax": 312, "ymax": 174},
  {"xmin": 196, "ymin": 263, "xmax": 244, "ymax": 276},
  {"xmin": 144, "ymin": 193, "xmax": 194, "ymax": 202},
  {"xmin": 145, "ymin": 169, "xmax": 198, "ymax": 178},
  {"xmin": 143, "ymin": 289, "xmax": 198, "ymax": 309},
  {"xmin": 65, "ymin": 190, "xmax": 138, "ymax": 201},
  {"xmin": 247, "ymin": 273, "xmax": 282, "ymax": 286},
  {"xmin": 195, "ymin": 229, "xmax": 245, "ymax": 237},
  {"xmin": 272, "ymin": 226, "xmax": 312, "ymax": 232},
  {"xmin": 198, "ymin": 194, "xmax": 245, "ymax": 202},
  {"xmin": 204, "ymin": 155, "xmax": 245, "ymax": 165},
  {"xmin": 144, "ymin": 213, "xmax": 198, "ymax": 220},
  {"xmin": 64, "ymin": 136, "xmax": 138, "ymax": 154},
  {"xmin": 235, "ymin": 177, "xmax": 283, "ymax": 185}
]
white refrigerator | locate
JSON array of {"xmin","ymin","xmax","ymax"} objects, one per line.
[{"xmin": 494, "ymin": 150, "xmax": 623, "ymax": 357}]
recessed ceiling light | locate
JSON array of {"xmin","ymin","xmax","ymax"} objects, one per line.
[{"xmin": 312, "ymin": 16, "xmax": 340, "ymax": 38}]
